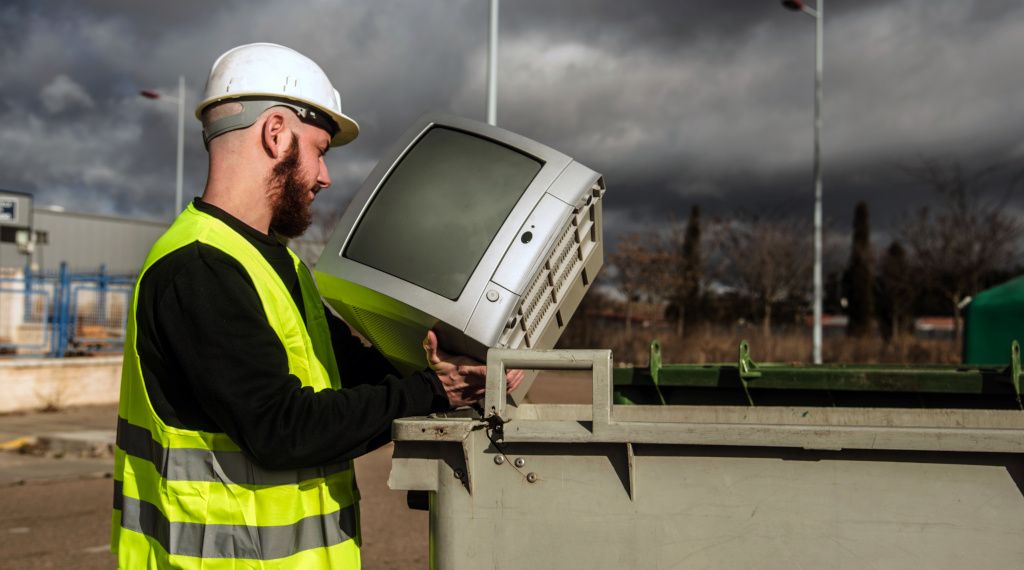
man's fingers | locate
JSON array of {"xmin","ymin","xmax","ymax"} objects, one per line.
[
  {"xmin": 453, "ymin": 386, "xmax": 487, "ymax": 407},
  {"xmin": 458, "ymin": 363, "xmax": 488, "ymax": 381},
  {"xmin": 422, "ymin": 330, "xmax": 442, "ymax": 366},
  {"xmin": 505, "ymin": 369, "xmax": 524, "ymax": 392}
]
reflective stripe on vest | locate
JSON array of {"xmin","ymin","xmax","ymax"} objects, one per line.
[
  {"xmin": 114, "ymin": 481, "xmax": 358, "ymax": 560},
  {"xmin": 116, "ymin": 417, "xmax": 351, "ymax": 486},
  {"xmin": 112, "ymin": 204, "xmax": 359, "ymax": 568}
]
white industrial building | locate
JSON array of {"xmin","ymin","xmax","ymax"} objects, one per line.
[
  {"xmin": 0, "ymin": 189, "xmax": 338, "ymax": 356},
  {"xmin": 0, "ymin": 190, "xmax": 169, "ymax": 275},
  {"xmin": 0, "ymin": 189, "xmax": 335, "ymax": 275}
]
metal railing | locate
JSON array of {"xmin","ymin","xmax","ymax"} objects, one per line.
[{"xmin": 0, "ymin": 262, "xmax": 134, "ymax": 357}]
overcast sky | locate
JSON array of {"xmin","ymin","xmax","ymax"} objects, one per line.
[{"xmin": 2, "ymin": 0, "xmax": 1022, "ymax": 251}]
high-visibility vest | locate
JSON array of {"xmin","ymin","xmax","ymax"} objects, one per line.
[{"xmin": 111, "ymin": 203, "xmax": 360, "ymax": 569}]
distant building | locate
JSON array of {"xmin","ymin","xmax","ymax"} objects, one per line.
[{"xmin": 0, "ymin": 190, "xmax": 168, "ymax": 275}]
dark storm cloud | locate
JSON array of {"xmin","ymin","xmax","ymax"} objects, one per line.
[
  {"xmin": 0, "ymin": 0, "xmax": 1021, "ymax": 246},
  {"xmin": 496, "ymin": 0, "xmax": 946, "ymax": 65},
  {"xmin": 487, "ymin": 0, "xmax": 1024, "ymax": 240},
  {"xmin": 0, "ymin": 0, "xmax": 490, "ymax": 218},
  {"xmin": 500, "ymin": 0, "xmax": 780, "ymax": 53}
]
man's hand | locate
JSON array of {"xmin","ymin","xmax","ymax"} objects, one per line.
[{"xmin": 423, "ymin": 330, "xmax": 524, "ymax": 408}]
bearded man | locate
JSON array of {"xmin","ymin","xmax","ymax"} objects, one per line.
[{"xmin": 111, "ymin": 43, "xmax": 520, "ymax": 569}]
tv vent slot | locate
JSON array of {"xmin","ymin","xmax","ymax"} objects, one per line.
[{"xmin": 498, "ymin": 180, "xmax": 604, "ymax": 350}]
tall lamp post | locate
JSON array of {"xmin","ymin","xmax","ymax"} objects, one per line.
[
  {"xmin": 782, "ymin": 0, "xmax": 824, "ymax": 364},
  {"xmin": 486, "ymin": 0, "xmax": 499, "ymax": 126},
  {"xmin": 140, "ymin": 75, "xmax": 186, "ymax": 219}
]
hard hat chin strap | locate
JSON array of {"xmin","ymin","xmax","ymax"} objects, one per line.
[{"xmin": 201, "ymin": 98, "xmax": 338, "ymax": 148}]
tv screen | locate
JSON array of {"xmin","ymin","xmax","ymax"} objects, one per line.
[{"xmin": 344, "ymin": 127, "xmax": 543, "ymax": 300}]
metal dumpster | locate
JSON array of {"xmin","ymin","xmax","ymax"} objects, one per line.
[
  {"xmin": 614, "ymin": 340, "xmax": 1024, "ymax": 409},
  {"xmin": 389, "ymin": 348, "xmax": 1024, "ymax": 569},
  {"xmin": 965, "ymin": 275, "xmax": 1024, "ymax": 365}
]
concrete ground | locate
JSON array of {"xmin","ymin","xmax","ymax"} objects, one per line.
[
  {"xmin": 0, "ymin": 404, "xmax": 429, "ymax": 569},
  {"xmin": 0, "ymin": 373, "xmax": 589, "ymax": 569}
]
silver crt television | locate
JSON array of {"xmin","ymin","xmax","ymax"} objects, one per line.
[{"xmin": 314, "ymin": 114, "xmax": 604, "ymax": 396}]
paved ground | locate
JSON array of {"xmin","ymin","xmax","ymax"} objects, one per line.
[
  {"xmin": 0, "ymin": 404, "xmax": 116, "ymax": 487},
  {"xmin": 0, "ymin": 374, "xmax": 588, "ymax": 568},
  {"xmin": 0, "ymin": 477, "xmax": 118, "ymax": 569},
  {"xmin": 0, "ymin": 404, "xmax": 429, "ymax": 569}
]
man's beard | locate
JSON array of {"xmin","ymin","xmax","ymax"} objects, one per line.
[{"xmin": 268, "ymin": 134, "xmax": 314, "ymax": 238}]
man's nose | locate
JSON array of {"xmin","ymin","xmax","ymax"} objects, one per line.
[{"xmin": 318, "ymin": 160, "xmax": 332, "ymax": 189}]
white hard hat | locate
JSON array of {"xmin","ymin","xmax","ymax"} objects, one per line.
[{"xmin": 195, "ymin": 42, "xmax": 359, "ymax": 147}]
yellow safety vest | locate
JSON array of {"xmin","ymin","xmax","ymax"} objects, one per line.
[{"xmin": 111, "ymin": 203, "xmax": 361, "ymax": 569}]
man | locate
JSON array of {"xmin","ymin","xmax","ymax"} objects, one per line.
[{"xmin": 111, "ymin": 42, "xmax": 520, "ymax": 568}]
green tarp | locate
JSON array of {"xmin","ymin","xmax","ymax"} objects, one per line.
[{"xmin": 963, "ymin": 275, "xmax": 1024, "ymax": 365}]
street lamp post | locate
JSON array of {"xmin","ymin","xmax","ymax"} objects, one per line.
[
  {"xmin": 140, "ymin": 75, "xmax": 186, "ymax": 219},
  {"xmin": 486, "ymin": 0, "xmax": 499, "ymax": 126},
  {"xmin": 782, "ymin": 0, "xmax": 824, "ymax": 364}
]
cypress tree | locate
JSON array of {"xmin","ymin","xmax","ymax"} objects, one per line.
[
  {"xmin": 844, "ymin": 202, "xmax": 875, "ymax": 336},
  {"xmin": 668, "ymin": 206, "xmax": 703, "ymax": 336},
  {"xmin": 681, "ymin": 205, "xmax": 703, "ymax": 331}
]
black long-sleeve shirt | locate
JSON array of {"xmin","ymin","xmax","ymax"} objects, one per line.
[{"xmin": 134, "ymin": 198, "xmax": 449, "ymax": 470}]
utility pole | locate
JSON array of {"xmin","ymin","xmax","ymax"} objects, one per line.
[
  {"xmin": 175, "ymin": 75, "xmax": 185, "ymax": 216},
  {"xmin": 486, "ymin": 0, "xmax": 499, "ymax": 126},
  {"xmin": 140, "ymin": 76, "xmax": 186, "ymax": 218},
  {"xmin": 782, "ymin": 0, "xmax": 824, "ymax": 364}
]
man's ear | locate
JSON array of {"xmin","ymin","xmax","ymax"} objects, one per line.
[{"xmin": 260, "ymin": 110, "xmax": 291, "ymax": 159}]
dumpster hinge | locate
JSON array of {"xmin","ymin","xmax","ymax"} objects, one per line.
[
  {"xmin": 486, "ymin": 424, "xmax": 542, "ymax": 485},
  {"xmin": 738, "ymin": 340, "xmax": 760, "ymax": 406},
  {"xmin": 648, "ymin": 340, "xmax": 667, "ymax": 405},
  {"xmin": 1011, "ymin": 340, "xmax": 1022, "ymax": 410}
]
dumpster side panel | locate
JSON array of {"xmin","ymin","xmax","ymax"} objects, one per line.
[{"xmin": 401, "ymin": 433, "xmax": 1024, "ymax": 569}]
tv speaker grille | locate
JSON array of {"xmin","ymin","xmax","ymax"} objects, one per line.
[
  {"xmin": 501, "ymin": 182, "xmax": 603, "ymax": 350},
  {"xmin": 351, "ymin": 306, "xmax": 424, "ymax": 369}
]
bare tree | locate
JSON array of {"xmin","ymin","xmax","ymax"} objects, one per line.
[
  {"xmin": 899, "ymin": 159, "xmax": 1024, "ymax": 343},
  {"xmin": 610, "ymin": 232, "xmax": 666, "ymax": 336},
  {"xmin": 718, "ymin": 215, "xmax": 813, "ymax": 340},
  {"xmin": 556, "ymin": 280, "xmax": 615, "ymax": 349},
  {"xmin": 876, "ymin": 240, "xmax": 913, "ymax": 342}
]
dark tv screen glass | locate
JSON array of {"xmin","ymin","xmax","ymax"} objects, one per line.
[{"xmin": 345, "ymin": 127, "xmax": 543, "ymax": 300}]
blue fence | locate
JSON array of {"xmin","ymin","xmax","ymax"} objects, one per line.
[{"xmin": 0, "ymin": 262, "xmax": 135, "ymax": 357}]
